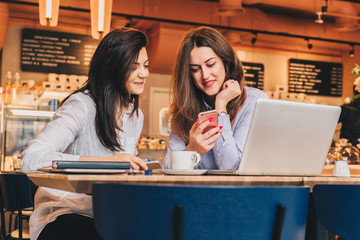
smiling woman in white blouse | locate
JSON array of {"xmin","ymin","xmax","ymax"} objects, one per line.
[{"xmin": 21, "ymin": 28, "xmax": 149, "ymax": 240}]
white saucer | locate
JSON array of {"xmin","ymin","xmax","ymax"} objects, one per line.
[{"xmin": 159, "ymin": 169, "xmax": 208, "ymax": 175}]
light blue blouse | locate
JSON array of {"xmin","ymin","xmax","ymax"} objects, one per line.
[{"xmin": 164, "ymin": 87, "xmax": 269, "ymax": 170}]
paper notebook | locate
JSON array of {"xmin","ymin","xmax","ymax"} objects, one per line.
[
  {"xmin": 52, "ymin": 160, "xmax": 131, "ymax": 169},
  {"xmin": 38, "ymin": 166, "xmax": 139, "ymax": 174}
]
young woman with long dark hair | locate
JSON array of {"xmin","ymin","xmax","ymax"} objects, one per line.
[{"xmin": 21, "ymin": 28, "xmax": 149, "ymax": 240}]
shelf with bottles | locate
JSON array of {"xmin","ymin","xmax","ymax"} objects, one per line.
[
  {"xmin": 0, "ymin": 103, "xmax": 55, "ymax": 171},
  {"xmin": 138, "ymin": 137, "xmax": 167, "ymax": 150},
  {"xmin": 265, "ymin": 85, "xmax": 319, "ymax": 104},
  {"xmin": 1, "ymin": 71, "xmax": 75, "ymax": 111},
  {"xmin": 1, "ymin": 71, "xmax": 40, "ymax": 105}
]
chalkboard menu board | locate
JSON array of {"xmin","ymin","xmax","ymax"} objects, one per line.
[
  {"xmin": 243, "ymin": 62, "xmax": 264, "ymax": 90},
  {"xmin": 288, "ymin": 59, "xmax": 342, "ymax": 96},
  {"xmin": 21, "ymin": 28, "xmax": 99, "ymax": 75}
]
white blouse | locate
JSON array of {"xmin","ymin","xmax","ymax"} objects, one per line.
[{"xmin": 21, "ymin": 91, "xmax": 143, "ymax": 240}]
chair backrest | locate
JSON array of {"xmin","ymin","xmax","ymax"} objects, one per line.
[
  {"xmin": 0, "ymin": 172, "xmax": 34, "ymax": 240},
  {"xmin": 92, "ymin": 184, "xmax": 310, "ymax": 240},
  {"xmin": 313, "ymin": 184, "xmax": 360, "ymax": 240},
  {"xmin": 0, "ymin": 173, "xmax": 33, "ymax": 212}
]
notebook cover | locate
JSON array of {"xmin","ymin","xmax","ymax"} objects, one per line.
[
  {"xmin": 38, "ymin": 166, "xmax": 139, "ymax": 174},
  {"xmin": 52, "ymin": 160, "xmax": 131, "ymax": 169}
]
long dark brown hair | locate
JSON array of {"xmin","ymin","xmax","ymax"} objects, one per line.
[
  {"xmin": 170, "ymin": 26, "xmax": 246, "ymax": 144},
  {"xmin": 62, "ymin": 28, "xmax": 147, "ymax": 151}
]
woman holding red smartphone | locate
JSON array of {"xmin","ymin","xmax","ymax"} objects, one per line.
[{"xmin": 164, "ymin": 26, "xmax": 268, "ymax": 170}]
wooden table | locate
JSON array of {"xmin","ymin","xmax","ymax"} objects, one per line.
[
  {"xmin": 27, "ymin": 170, "xmax": 360, "ymax": 240},
  {"xmin": 27, "ymin": 170, "xmax": 360, "ymax": 194}
]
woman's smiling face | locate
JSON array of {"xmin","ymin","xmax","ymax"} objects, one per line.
[
  {"xmin": 125, "ymin": 47, "xmax": 149, "ymax": 95},
  {"xmin": 189, "ymin": 46, "xmax": 226, "ymax": 97}
]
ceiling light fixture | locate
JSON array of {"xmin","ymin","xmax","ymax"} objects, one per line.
[
  {"xmin": 350, "ymin": 44, "xmax": 355, "ymax": 57},
  {"xmin": 90, "ymin": 0, "xmax": 113, "ymax": 39},
  {"xmin": 321, "ymin": 5, "xmax": 328, "ymax": 14},
  {"xmin": 314, "ymin": 2, "xmax": 360, "ymax": 31},
  {"xmin": 251, "ymin": 32, "xmax": 257, "ymax": 45},
  {"xmin": 38, "ymin": 0, "xmax": 60, "ymax": 26},
  {"xmin": 315, "ymin": 12, "xmax": 324, "ymax": 24},
  {"xmin": 305, "ymin": 38, "xmax": 313, "ymax": 50},
  {"xmin": 315, "ymin": 4, "xmax": 327, "ymax": 25},
  {"xmin": 125, "ymin": 18, "xmax": 132, "ymax": 28}
]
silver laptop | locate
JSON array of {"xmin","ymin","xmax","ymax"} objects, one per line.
[{"xmin": 207, "ymin": 99, "xmax": 341, "ymax": 176}]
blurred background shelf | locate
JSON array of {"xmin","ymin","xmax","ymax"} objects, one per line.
[
  {"xmin": 137, "ymin": 149, "xmax": 167, "ymax": 168},
  {"xmin": 0, "ymin": 103, "xmax": 54, "ymax": 171}
]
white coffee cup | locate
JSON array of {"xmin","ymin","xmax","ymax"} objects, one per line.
[
  {"xmin": 170, "ymin": 151, "xmax": 201, "ymax": 170},
  {"xmin": 333, "ymin": 160, "xmax": 350, "ymax": 177}
]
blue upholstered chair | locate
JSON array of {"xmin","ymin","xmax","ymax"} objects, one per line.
[
  {"xmin": 313, "ymin": 184, "xmax": 360, "ymax": 240},
  {"xmin": 92, "ymin": 184, "xmax": 310, "ymax": 240},
  {"xmin": 0, "ymin": 172, "xmax": 34, "ymax": 240}
]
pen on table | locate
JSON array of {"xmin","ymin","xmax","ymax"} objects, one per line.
[{"xmin": 144, "ymin": 158, "xmax": 152, "ymax": 175}]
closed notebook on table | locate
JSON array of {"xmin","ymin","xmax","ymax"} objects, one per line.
[{"xmin": 52, "ymin": 160, "xmax": 131, "ymax": 169}]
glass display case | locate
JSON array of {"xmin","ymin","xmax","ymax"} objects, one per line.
[{"xmin": 0, "ymin": 103, "xmax": 54, "ymax": 171}]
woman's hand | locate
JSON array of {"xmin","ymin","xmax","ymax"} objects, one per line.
[
  {"xmin": 105, "ymin": 153, "xmax": 148, "ymax": 170},
  {"xmin": 215, "ymin": 79, "xmax": 241, "ymax": 112},
  {"xmin": 185, "ymin": 119, "xmax": 222, "ymax": 155},
  {"xmin": 79, "ymin": 153, "xmax": 148, "ymax": 170}
]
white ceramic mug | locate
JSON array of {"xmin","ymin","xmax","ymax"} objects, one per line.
[
  {"xmin": 333, "ymin": 160, "xmax": 350, "ymax": 177},
  {"xmin": 170, "ymin": 151, "xmax": 201, "ymax": 170}
]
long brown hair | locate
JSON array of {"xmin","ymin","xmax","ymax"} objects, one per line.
[{"xmin": 170, "ymin": 26, "xmax": 246, "ymax": 144}]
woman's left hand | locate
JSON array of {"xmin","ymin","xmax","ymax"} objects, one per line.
[{"xmin": 215, "ymin": 79, "xmax": 241, "ymax": 111}]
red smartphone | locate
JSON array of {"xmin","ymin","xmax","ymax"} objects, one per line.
[{"xmin": 198, "ymin": 110, "xmax": 219, "ymax": 133}]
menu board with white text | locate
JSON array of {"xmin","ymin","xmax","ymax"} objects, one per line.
[
  {"xmin": 288, "ymin": 59, "xmax": 342, "ymax": 96},
  {"xmin": 243, "ymin": 62, "xmax": 264, "ymax": 90},
  {"xmin": 21, "ymin": 28, "xmax": 99, "ymax": 75}
]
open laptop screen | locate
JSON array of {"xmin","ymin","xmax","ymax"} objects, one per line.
[{"xmin": 237, "ymin": 99, "xmax": 341, "ymax": 176}]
